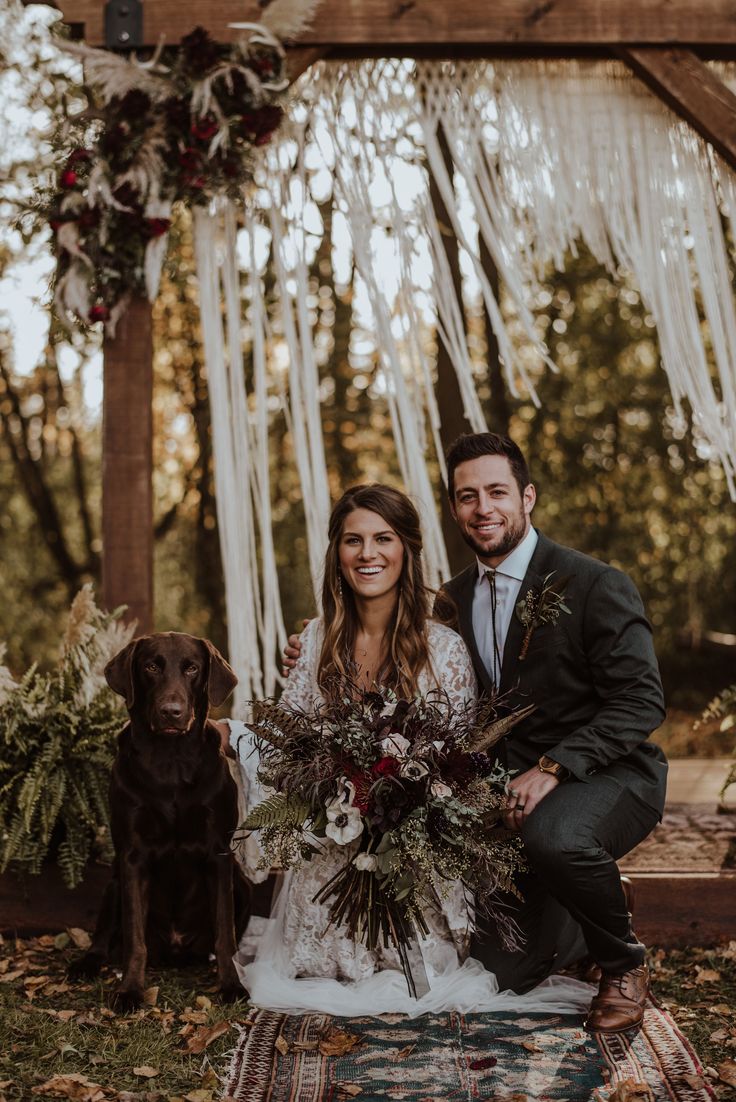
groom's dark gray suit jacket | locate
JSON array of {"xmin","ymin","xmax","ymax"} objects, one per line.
[{"xmin": 440, "ymin": 530, "xmax": 668, "ymax": 816}]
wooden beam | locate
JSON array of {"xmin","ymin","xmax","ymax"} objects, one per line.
[
  {"xmin": 41, "ymin": 1, "xmax": 736, "ymax": 51},
  {"xmin": 102, "ymin": 296, "xmax": 153, "ymax": 634},
  {"xmin": 618, "ymin": 47, "xmax": 736, "ymax": 173}
]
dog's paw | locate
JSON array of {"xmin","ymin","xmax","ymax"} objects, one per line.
[
  {"xmin": 218, "ymin": 980, "xmax": 247, "ymax": 1004},
  {"xmin": 111, "ymin": 986, "xmax": 144, "ymax": 1012},
  {"xmin": 68, "ymin": 952, "xmax": 104, "ymax": 982}
]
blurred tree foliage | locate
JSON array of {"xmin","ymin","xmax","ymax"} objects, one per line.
[{"xmin": 0, "ymin": 8, "xmax": 733, "ymax": 718}]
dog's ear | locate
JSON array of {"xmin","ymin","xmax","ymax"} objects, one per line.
[
  {"xmin": 104, "ymin": 639, "xmax": 141, "ymax": 708},
  {"xmin": 203, "ymin": 640, "xmax": 238, "ymax": 707}
]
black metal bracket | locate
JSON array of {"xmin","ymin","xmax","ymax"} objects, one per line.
[{"xmin": 105, "ymin": 0, "xmax": 143, "ymax": 50}]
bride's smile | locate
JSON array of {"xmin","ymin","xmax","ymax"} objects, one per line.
[{"xmin": 338, "ymin": 507, "xmax": 405, "ymax": 600}]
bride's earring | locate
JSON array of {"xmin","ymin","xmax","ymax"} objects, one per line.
[{"xmin": 337, "ymin": 573, "xmax": 343, "ymax": 599}]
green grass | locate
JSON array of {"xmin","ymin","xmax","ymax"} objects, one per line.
[
  {"xmin": 0, "ymin": 933, "xmax": 250, "ymax": 1101},
  {"xmin": 651, "ymin": 943, "xmax": 736, "ymax": 1099},
  {"xmin": 0, "ymin": 935, "xmax": 734, "ymax": 1100}
]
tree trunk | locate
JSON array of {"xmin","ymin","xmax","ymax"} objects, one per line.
[{"xmin": 102, "ymin": 296, "xmax": 153, "ymax": 633}]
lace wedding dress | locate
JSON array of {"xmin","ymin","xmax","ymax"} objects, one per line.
[{"xmin": 227, "ymin": 618, "xmax": 592, "ymax": 1015}]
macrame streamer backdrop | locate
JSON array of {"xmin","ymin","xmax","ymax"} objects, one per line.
[{"xmin": 193, "ymin": 59, "xmax": 736, "ymax": 713}]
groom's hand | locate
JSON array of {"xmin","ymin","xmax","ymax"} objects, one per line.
[
  {"xmin": 503, "ymin": 767, "xmax": 560, "ymax": 831},
  {"xmin": 282, "ymin": 620, "xmax": 310, "ymax": 677}
]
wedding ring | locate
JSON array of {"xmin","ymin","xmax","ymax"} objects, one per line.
[{"xmin": 515, "ymin": 803, "xmax": 526, "ymax": 811}]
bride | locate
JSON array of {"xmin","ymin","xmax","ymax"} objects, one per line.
[{"xmin": 223, "ymin": 484, "xmax": 591, "ymax": 1015}]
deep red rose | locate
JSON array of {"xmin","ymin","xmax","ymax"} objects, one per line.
[
  {"xmin": 88, "ymin": 304, "xmax": 109, "ymax": 322},
  {"xmin": 372, "ymin": 756, "xmax": 400, "ymax": 779},
  {"xmin": 255, "ymin": 130, "xmax": 276, "ymax": 147},
  {"xmin": 191, "ymin": 115, "xmax": 219, "ymax": 141},
  {"xmin": 49, "ymin": 219, "xmax": 63, "ymax": 232},
  {"xmin": 60, "ymin": 169, "xmax": 78, "ymax": 188},
  {"xmin": 146, "ymin": 217, "xmax": 171, "ymax": 238}
]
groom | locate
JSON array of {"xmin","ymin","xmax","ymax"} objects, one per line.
[{"xmin": 438, "ymin": 432, "xmax": 667, "ymax": 1033}]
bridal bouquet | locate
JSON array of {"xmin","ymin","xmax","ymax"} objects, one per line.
[{"xmin": 238, "ymin": 689, "xmax": 533, "ymax": 994}]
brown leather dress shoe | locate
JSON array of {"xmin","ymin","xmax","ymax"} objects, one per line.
[{"xmin": 584, "ymin": 963, "xmax": 649, "ymax": 1034}]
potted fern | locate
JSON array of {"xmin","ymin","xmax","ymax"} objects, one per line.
[
  {"xmin": 0, "ymin": 586, "xmax": 134, "ymax": 900},
  {"xmin": 700, "ymin": 684, "xmax": 736, "ymax": 810}
]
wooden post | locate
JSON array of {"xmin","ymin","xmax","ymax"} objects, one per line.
[{"xmin": 102, "ymin": 295, "xmax": 153, "ymax": 633}]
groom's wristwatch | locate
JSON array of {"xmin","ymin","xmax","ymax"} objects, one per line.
[{"xmin": 538, "ymin": 755, "xmax": 569, "ymax": 781}]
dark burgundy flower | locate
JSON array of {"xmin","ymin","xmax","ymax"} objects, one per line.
[
  {"xmin": 191, "ymin": 115, "xmax": 219, "ymax": 141},
  {"xmin": 117, "ymin": 89, "xmax": 151, "ymax": 117},
  {"xmin": 344, "ymin": 768, "xmax": 372, "ymax": 814},
  {"xmin": 67, "ymin": 148, "xmax": 91, "ymax": 165},
  {"xmin": 468, "ymin": 752, "xmax": 494, "ymax": 777},
  {"xmin": 372, "ymin": 756, "xmax": 400, "ymax": 779},
  {"xmin": 60, "ymin": 169, "xmax": 78, "ymax": 188},
  {"xmin": 88, "ymin": 304, "xmax": 109, "ymax": 322},
  {"xmin": 253, "ymin": 56, "xmax": 275, "ymax": 77},
  {"xmin": 179, "ymin": 147, "xmax": 202, "ymax": 169},
  {"xmin": 78, "ymin": 209, "xmax": 100, "ymax": 229},
  {"xmin": 427, "ymin": 807, "xmax": 450, "ymax": 841},
  {"xmin": 165, "ymin": 96, "xmax": 190, "ymax": 132},
  {"xmin": 442, "ymin": 749, "xmax": 474, "ymax": 785},
  {"xmin": 145, "ymin": 217, "xmax": 171, "ymax": 238},
  {"xmin": 180, "ymin": 26, "xmax": 224, "ymax": 75},
  {"xmin": 112, "ymin": 182, "xmax": 139, "ymax": 208},
  {"xmin": 239, "ymin": 105, "xmax": 284, "ymax": 140}
]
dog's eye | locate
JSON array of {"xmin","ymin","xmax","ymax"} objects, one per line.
[
  {"xmin": 185, "ymin": 664, "xmax": 198, "ymax": 676},
  {"xmin": 144, "ymin": 662, "xmax": 159, "ymax": 674}
]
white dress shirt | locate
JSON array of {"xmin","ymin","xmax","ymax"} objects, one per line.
[{"xmin": 472, "ymin": 525, "xmax": 539, "ymax": 683}]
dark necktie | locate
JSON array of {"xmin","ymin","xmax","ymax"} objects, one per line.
[{"xmin": 485, "ymin": 568, "xmax": 502, "ymax": 690}]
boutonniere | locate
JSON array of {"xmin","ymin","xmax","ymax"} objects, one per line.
[{"xmin": 515, "ymin": 572, "xmax": 572, "ymax": 661}]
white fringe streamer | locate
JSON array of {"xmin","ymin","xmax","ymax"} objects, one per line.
[{"xmin": 196, "ymin": 58, "xmax": 736, "ymax": 695}]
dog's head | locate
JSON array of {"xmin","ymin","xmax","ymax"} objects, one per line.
[{"xmin": 104, "ymin": 633, "xmax": 237, "ymax": 736}]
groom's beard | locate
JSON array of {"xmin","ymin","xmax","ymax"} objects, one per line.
[{"xmin": 457, "ymin": 509, "xmax": 527, "ymax": 562}]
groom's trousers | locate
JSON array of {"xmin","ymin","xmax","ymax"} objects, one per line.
[{"xmin": 470, "ymin": 773, "xmax": 660, "ymax": 994}]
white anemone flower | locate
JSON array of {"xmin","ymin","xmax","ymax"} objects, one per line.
[
  {"xmin": 325, "ymin": 797, "xmax": 363, "ymax": 846},
  {"xmin": 380, "ymin": 733, "xmax": 411, "ymax": 758},
  {"xmin": 353, "ymin": 852, "xmax": 378, "ymax": 872},
  {"xmin": 400, "ymin": 760, "xmax": 429, "ymax": 781},
  {"xmin": 430, "ymin": 781, "xmax": 453, "ymax": 799}
]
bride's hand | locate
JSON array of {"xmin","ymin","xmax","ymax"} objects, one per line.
[{"xmin": 282, "ymin": 620, "xmax": 310, "ymax": 677}]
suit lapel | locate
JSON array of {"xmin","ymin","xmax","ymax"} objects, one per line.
[{"xmin": 453, "ymin": 565, "xmax": 494, "ymax": 695}]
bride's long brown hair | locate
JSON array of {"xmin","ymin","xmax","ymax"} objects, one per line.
[{"xmin": 317, "ymin": 484, "xmax": 432, "ymax": 699}]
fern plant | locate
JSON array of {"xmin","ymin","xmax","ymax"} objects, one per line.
[
  {"xmin": 0, "ymin": 586, "xmax": 134, "ymax": 887},
  {"xmin": 700, "ymin": 683, "xmax": 736, "ymax": 799}
]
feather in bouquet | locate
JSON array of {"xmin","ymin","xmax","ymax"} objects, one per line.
[{"xmin": 236, "ymin": 687, "xmax": 534, "ymax": 996}]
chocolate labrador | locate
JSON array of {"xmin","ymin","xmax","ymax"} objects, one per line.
[{"xmin": 69, "ymin": 632, "xmax": 250, "ymax": 1008}]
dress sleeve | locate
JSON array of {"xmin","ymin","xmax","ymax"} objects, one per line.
[
  {"xmin": 226, "ymin": 719, "xmax": 271, "ymax": 884},
  {"xmin": 428, "ymin": 623, "xmax": 478, "ymax": 713},
  {"xmin": 279, "ymin": 618, "xmax": 323, "ymax": 712}
]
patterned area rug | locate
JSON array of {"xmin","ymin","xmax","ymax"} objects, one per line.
[{"xmin": 224, "ymin": 1003, "xmax": 714, "ymax": 1102}]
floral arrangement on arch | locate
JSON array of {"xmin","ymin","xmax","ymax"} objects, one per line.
[
  {"xmin": 237, "ymin": 688, "xmax": 534, "ymax": 995},
  {"xmin": 40, "ymin": 2, "xmax": 319, "ymax": 333}
]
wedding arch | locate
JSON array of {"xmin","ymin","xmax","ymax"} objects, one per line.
[{"xmin": 29, "ymin": 1, "xmax": 736, "ymax": 714}]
